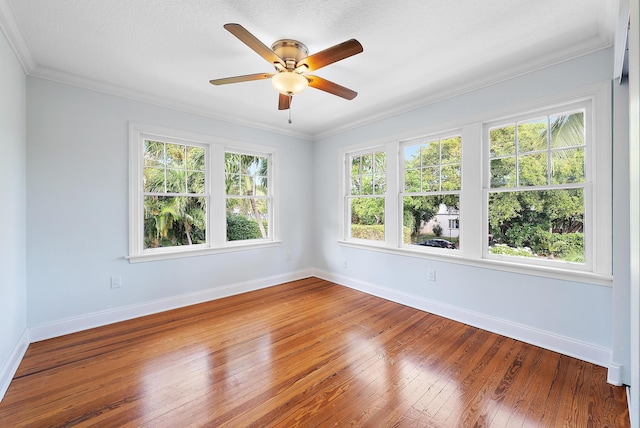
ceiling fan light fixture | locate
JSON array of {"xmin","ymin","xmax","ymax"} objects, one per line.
[{"xmin": 272, "ymin": 71, "xmax": 308, "ymax": 95}]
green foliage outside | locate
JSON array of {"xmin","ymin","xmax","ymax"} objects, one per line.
[
  {"xmin": 142, "ymin": 141, "xmax": 270, "ymax": 249},
  {"xmin": 488, "ymin": 112, "xmax": 586, "ymax": 262},
  {"xmin": 143, "ymin": 141, "xmax": 207, "ymax": 249},
  {"xmin": 351, "ymin": 225, "xmax": 412, "ymax": 243},
  {"xmin": 351, "ymin": 224, "xmax": 384, "ymax": 241},
  {"xmin": 226, "ymin": 213, "xmax": 262, "ymax": 241}
]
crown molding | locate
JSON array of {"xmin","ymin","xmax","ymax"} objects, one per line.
[{"xmin": 0, "ymin": 0, "xmax": 34, "ymax": 73}]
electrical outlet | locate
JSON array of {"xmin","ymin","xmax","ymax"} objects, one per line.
[
  {"xmin": 286, "ymin": 251, "xmax": 292, "ymax": 260},
  {"xmin": 342, "ymin": 259, "xmax": 348, "ymax": 268},
  {"xmin": 110, "ymin": 275, "xmax": 122, "ymax": 289},
  {"xmin": 428, "ymin": 269, "xmax": 436, "ymax": 282}
]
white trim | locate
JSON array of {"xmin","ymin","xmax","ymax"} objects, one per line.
[
  {"xmin": 0, "ymin": 328, "xmax": 29, "ymax": 403},
  {"xmin": 608, "ymin": 364, "xmax": 624, "ymax": 386},
  {"xmin": 338, "ymin": 240, "xmax": 612, "ymax": 287},
  {"xmin": 313, "ymin": 268, "xmax": 613, "ymax": 369},
  {"xmin": 125, "ymin": 240, "xmax": 281, "ymax": 263},
  {"xmin": 628, "ymin": 0, "xmax": 640, "ymax": 426},
  {"xmin": 0, "ymin": 0, "xmax": 35, "ymax": 73},
  {"xmin": 29, "ymin": 269, "xmax": 313, "ymax": 343}
]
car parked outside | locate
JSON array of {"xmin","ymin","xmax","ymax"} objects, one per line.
[{"xmin": 416, "ymin": 238, "xmax": 455, "ymax": 249}]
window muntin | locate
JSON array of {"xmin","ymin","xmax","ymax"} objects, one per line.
[
  {"xmin": 142, "ymin": 140, "xmax": 207, "ymax": 250},
  {"xmin": 348, "ymin": 151, "xmax": 386, "ymax": 241},
  {"xmin": 225, "ymin": 152, "xmax": 271, "ymax": 242},
  {"xmin": 402, "ymin": 135, "xmax": 461, "ymax": 250},
  {"xmin": 486, "ymin": 109, "xmax": 587, "ymax": 264}
]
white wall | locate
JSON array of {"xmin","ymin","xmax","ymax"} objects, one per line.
[
  {"xmin": 26, "ymin": 78, "xmax": 313, "ymax": 329},
  {"xmin": 0, "ymin": 30, "xmax": 27, "ymax": 391},
  {"xmin": 313, "ymin": 49, "xmax": 624, "ymax": 371}
]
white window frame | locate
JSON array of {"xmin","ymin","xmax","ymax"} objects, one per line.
[
  {"xmin": 128, "ymin": 123, "xmax": 279, "ymax": 263},
  {"xmin": 338, "ymin": 82, "xmax": 612, "ymax": 285},
  {"xmin": 399, "ymin": 131, "xmax": 463, "ymax": 253},
  {"xmin": 224, "ymin": 148, "xmax": 273, "ymax": 244},
  {"xmin": 482, "ymin": 100, "xmax": 596, "ymax": 272},
  {"xmin": 343, "ymin": 146, "xmax": 389, "ymax": 245}
]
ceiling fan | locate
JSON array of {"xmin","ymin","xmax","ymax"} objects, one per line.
[{"xmin": 209, "ymin": 23, "xmax": 363, "ymax": 113}]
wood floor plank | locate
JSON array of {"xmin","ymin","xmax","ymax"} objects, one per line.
[{"xmin": 0, "ymin": 278, "xmax": 629, "ymax": 427}]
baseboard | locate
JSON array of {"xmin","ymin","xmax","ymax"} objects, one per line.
[
  {"xmin": 29, "ymin": 269, "xmax": 313, "ymax": 343},
  {"xmin": 0, "ymin": 328, "xmax": 29, "ymax": 403},
  {"xmin": 312, "ymin": 268, "xmax": 613, "ymax": 370},
  {"xmin": 608, "ymin": 364, "xmax": 623, "ymax": 386}
]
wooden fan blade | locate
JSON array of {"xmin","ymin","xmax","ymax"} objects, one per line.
[
  {"xmin": 306, "ymin": 75, "xmax": 357, "ymax": 100},
  {"xmin": 278, "ymin": 93, "xmax": 291, "ymax": 110},
  {"xmin": 298, "ymin": 39, "xmax": 363, "ymax": 72},
  {"xmin": 209, "ymin": 73, "xmax": 273, "ymax": 85},
  {"xmin": 224, "ymin": 23, "xmax": 285, "ymax": 67}
]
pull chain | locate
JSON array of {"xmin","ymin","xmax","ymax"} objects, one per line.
[{"xmin": 288, "ymin": 94, "xmax": 293, "ymax": 124}]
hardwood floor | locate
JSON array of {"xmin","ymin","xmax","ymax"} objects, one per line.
[{"xmin": 0, "ymin": 277, "xmax": 629, "ymax": 427}]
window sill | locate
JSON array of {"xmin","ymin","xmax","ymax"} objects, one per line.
[
  {"xmin": 127, "ymin": 240, "xmax": 281, "ymax": 263},
  {"xmin": 338, "ymin": 240, "xmax": 613, "ymax": 287}
]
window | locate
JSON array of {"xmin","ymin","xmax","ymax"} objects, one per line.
[
  {"xmin": 340, "ymin": 82, "xmax": 611, "ymax": 283},
  {"xmin": 225, "ymin": 152, "xmax": 271, "ymax": 242},
  {"xmin": 402, "ymin": 134, "xmax": 461, "ymax": 250},
  {"xmin": 129, "ymin": 124, "xmax": 277, "ymax": 262},
  {"xmin": 347, "ymin": 150, "xmax": 386, "ymax": 241},
  {"xmin": 485, "ymin": 107, "xmax": 588, "ymax": 266}
]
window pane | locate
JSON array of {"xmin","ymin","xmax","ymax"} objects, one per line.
[
  {"xmin": 187, "ymin": 146, "xmax": 205, "ymax": 170},
  {"xmin": 143, "ymin": 195, "xmax": 206, "ymax": 249},
  {"xmin": 518, "ymin": 153, "xmax": 548, "ymax": 187},
  {"xmin": 226, "ymin": 198, "xmax": 269, "ymax": 241},
  {"xmin": 373, "ymin": 173, "xmax": 386, "ymax": 194},
  {"xmin": 552, "ymin": 148, "xmax": 585, "ymax": 184},
  {"xmin": 551, "ymin": 111, "xmax": 584, "ymax": 148},
  {"xmin": 361, "ymin": 153, "xmax": 373, "ymax": 174},
  {"xmin": 143, "ymin": 167, "xmax": 165, "ymax": 192},
  {"xmin": 240, "ymin": 174, "xmax": 254, "ymax": 195},
  {"xmin": 405, "ymin": 144, "xmax": 420, "ymax": 168},
  {"xmin": 421, "ymin": 141, "xmax": 439, "ymax": 166},
  {"xmin": 403, "ymin": 195, "xmax": 459, "ymax": 248},
  {"xmin": 405, "ymin": 168, "xmax": 421, "ymax": 192},
  {"xmin": 375, "ymin": 152, "xmax": 386, "ymax": 172},
  {"xmin": 226, "ymin": 173, "xmax": 241, "ymax": 195},
  {"xmin": 225, "ymin": 152, "xmax": 240, "ymax": 173},
  {"xmin": 441, "ymin": 165, "xmax": 461, "ymax": 191},
  {"xmin": 490, "ymin": 125, "xmax": 515, "ymax": 157},
  {"xmin": 165, "ymin": 144, "xmax": 185, "ymax": 168},
  {"xmin": 144, "ymin": 140, "xmax": 165, "ymax": 167},
  {"xmin": 422, "ymin": 166, "xmax": 439, "ymax": 192},
  {"xmin": 350, "ymin": 197, "xmax": 384, "ymax": 241},
  {"xmin": 490, "ymin": 157, "xmax": 516, "ymax": 188},
  {"xmin": 166, "ymin": 169, "xmax": 186, "ymax": 193},
  {"xmin": 488, "ymin": 189, "xmax": 584, "ymax": 263},
  {"xmin": 187, "ymin": 171, "xmax": 205, "ymax": 194},
  {"xmin": 254, "ymin": 176, "xmax": 268, "ymax": 196},
  {"xmin": 518, "ymin": 118, "xmax": 548, "ymax": 152},
  {"xmin": 441, "ymin": 136, "xmax": 461, "ymax": 164}
]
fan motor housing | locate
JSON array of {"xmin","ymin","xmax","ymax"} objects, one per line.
[{"xmin": 271, "ymin": 39, "xmax": 308, "ymax": 65}]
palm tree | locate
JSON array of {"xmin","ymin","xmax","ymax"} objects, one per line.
[{"xmin": 225, "ymin": 153, "xmax": 268, "ymax": 239}]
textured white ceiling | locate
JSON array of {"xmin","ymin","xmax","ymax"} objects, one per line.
[{"xmin": 2, "ymin": 0, "xmax": 619, "ymax": 138}]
